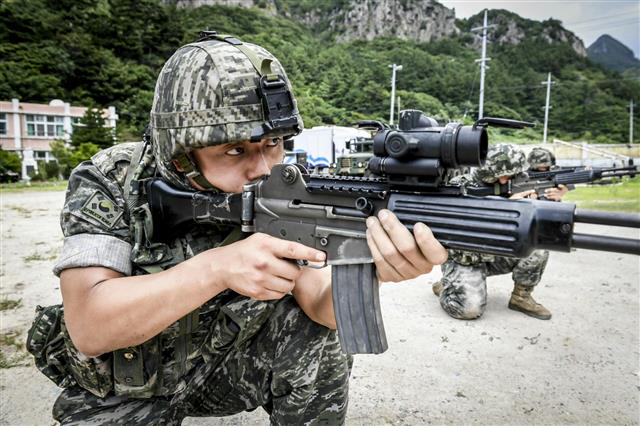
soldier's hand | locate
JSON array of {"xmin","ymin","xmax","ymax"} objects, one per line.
[
  {"xmin": 211, "ymin": 233, "xmax": 326, "ymax": 300},
  {"xmin": 544, "ymin": 184, "xmax": 569, "ymax": 201},
  {"xmin": 510, "ymin": 189, "xmax": 538, "ymax": 200},
  {"xmin": 365, "ymin": 209, "xmax": 447, "ymax": 283}
]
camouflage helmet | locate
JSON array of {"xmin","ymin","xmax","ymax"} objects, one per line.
[
  {"xmin": 149, "ymin": 32, "xmax": 303, "ymax": 189},
  {"xmin": 473, "ymin": 144, "xmax": 527, "ymax": 183},
  {"xmin": 527, "ymin": 147, "xmax": 556, "ymax": 170}
]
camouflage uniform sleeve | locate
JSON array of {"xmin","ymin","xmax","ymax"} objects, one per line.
[
  {"xmin": 53, "ymin": 144, "xmax": 137, "ymax": 277},
  {"xmin": 449, "ymin": 173, "xmax": 473, "ymax": 187},
  {"xmin": 448, "ymin": 249, "xmax": 495, "ymax": 266}
]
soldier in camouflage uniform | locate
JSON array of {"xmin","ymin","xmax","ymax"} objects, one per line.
[
  {"xmin": 432, "ymin": 144, "xmax": 553, "ymax": 320},
  {"xmin": 527, "ymin": 147, "xmax": 569, "ymax": 201},
  {"xmin": 528, "ymin": 146, "xmax": 557, "ymax": 171},
  {"xmin": 28, "ymin": 34, "xmax": 447, "ymax": 425}
]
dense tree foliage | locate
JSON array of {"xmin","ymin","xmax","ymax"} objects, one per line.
[
  {"xmin": 0, "ymin": 149, "xmax": 22, "ymax": 173},
  {"xmin": 71, "ymin": 106, "xmax": 115, "ymax": 149},
  {"xmin": 1, "ymin": 0, "xmax": 637, "ymax": 143}
]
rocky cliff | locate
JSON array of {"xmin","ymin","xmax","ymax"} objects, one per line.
[
  {"xmin": 297, "ymin": 0, "xmax": 458, "ymax": 42},
  {"xmin": 164, "ymin": 0, "xmax": 458, "ymax": 42},
  {"xmin": 163, "ymin": 0, "xmax": 277, "ymax": 15},
  {"xmin": 464, "ymin": 10, "xmax": 586, "ymax": 57},
  {"xmin": 163, "ymin": 0, "xmax": 587, "ymax": 55}
]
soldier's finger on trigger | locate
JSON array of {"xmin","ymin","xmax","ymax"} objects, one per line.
[{"xmin": 274, "ymin": 239, "xmax": 326, "ymax": 262}]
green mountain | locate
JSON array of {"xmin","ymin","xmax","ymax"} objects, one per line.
[
  {"xmin": 587, "ymin": 34, "xmax": 640, "ymax": 74},
  {"xmin": 1, "ymin": 0, "xmax": 638, "ymax": 144}
]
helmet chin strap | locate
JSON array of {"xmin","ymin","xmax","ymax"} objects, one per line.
[{"xmin": 173, "ymin": 153, "xmax": 217, "ymax": 191}]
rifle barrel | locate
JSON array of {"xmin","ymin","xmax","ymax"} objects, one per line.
[
  {"xmin": 572, "ymin": 233, "xmax": 640, "ymax": 255},
  {"xmin": 574, "ymin": 209, "xmax": 640, "ymax": 228}
]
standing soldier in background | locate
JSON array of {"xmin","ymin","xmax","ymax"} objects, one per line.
[
  {"xmin": 432, "ymin": 144, "xmax": 553, "ymax": 320},
  {"xmin": 26, "ymin": 33, "xmax": 447, "ymax": 425}
]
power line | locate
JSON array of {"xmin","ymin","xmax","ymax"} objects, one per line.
[
  {"xmin": 564, "ymin": 11, "xmax": 634, "ymax": 26},
  {"xmin": 498, "ymin": 77, "xmax": 640, "ymax": 91},
  {"xmin": 554, "ymin": 77, "xmax": 640, "ymax": 86},
  {"xmin": 570, "ymin": 18, "xmax": 639, "ymax": 30}
]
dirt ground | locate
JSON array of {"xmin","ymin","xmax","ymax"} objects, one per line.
[{"xmin": 1, "ymin": 190, "xmax": 638, "ymax": 425}]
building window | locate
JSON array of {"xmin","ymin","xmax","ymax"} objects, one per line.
[
  {"xmin": 26, "ymin": 114, "xmax": 64, "ymax": 137},
  {"xmin": 35, "ymin": 151, "xmax": 48, "ymax": 160},
  {"xmin": 0, "ymin": 113, "xmax": 6, "ymax": 136}
]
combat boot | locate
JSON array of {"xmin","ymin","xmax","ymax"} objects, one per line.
[
  {"xmin": 508, "ymin": 284, "xmax": 552, "ymax": 320},
  {"xmin": 432, "ymin": 281, "xmax": 443, "ymax": 297}
]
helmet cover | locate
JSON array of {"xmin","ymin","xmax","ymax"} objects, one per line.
[
  {"xmin": 527, "ymin": 147, "xmax": 556, "ymax": 170},
  {"xmin": 149, "ymin": 38, "xmax": 303, "ymax": 188},
  {"xmin": 473, "ymin": 144, "xmax": 528, "ymax": 183}
]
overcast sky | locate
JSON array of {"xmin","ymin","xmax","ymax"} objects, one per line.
[{"xmin": 439, "ymin": 0, "xmax": 640, "ymax": 58}]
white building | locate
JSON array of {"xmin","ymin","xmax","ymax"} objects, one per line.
[{"xmin": 0, "ymin": 98, "xmax": 117, "ymax": 179}]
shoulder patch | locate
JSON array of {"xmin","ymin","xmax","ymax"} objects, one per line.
[
  {"xmin": 91, "ymin": 142, "xmax": 139, "ymax": 177},
  {"xmin": 80, "ymin": 190, "xmax": 123, "ymax": 229}
]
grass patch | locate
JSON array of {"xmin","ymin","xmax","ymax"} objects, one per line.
[
  {"xmin": 23, "ymin": 250, "xmax": 58, "ymax": 262},
  {"xmin": 564, "ymin": 177, "xmax": 640, "ymax": 213},
  {"xmin": 0, "ymin": 297, "xmax": 22, "ymax": 311},
  {"xmin": 7, "ymin": 205, "xmax": 30, "ymax": 215},
  {"xmin": 0, "ymin": 332, "xmax": 24, "ymax": 349},
  {"xmin": 0, "ymin": 180, "xmax": 68, "ymax": 193},
  {"xmin": 0, "ymin": 332, "xmax": 29, "ymax": 369},
  {"xmin": 23, "ymin": 253, "xmax": 47, "ymax": 262}
]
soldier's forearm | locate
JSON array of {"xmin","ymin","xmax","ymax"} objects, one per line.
[
  {"xmin": 60, "ymin": 255, "xmax": 227, "ymax": 357},
  {"xmin": 291, "ymin": 267, "xmax": 336, "ymax": 330}
]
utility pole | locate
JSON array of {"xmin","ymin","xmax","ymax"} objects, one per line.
[
  {"xmin": 389, "ymin": 64, "xmax": 403, "ymax": 126},
  {"xmin": 630, "ymin": 99, "xmax": 634, "ymax": 144},
  {"xmin": 472, "ymin": 10, "xmax": 495, "ymax": 119},
  {"xmin": 541, "ymin": 72, "xmax": 554, "ymax": 144}
]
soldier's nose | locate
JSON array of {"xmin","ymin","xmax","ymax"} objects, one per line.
[{"xmin": 247, "ymin": 151, "xmax": 271, "ymax": 180}]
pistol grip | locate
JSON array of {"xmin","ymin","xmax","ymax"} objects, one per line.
[{"xmin": 331, "ymin": 264, "xmax": 388, "ymax": 354}]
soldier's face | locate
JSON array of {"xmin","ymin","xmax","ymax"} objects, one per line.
[
  {"xmin": 498, "ymin": 176, "xmax": 511, "ymax": 184},
  {"xmin": 188, "ymin": 138, "xmax": 284, "ymax": 193},
  {"xmin": 536, "ymin": 166, "xmax": 550, "ymax": 172}
]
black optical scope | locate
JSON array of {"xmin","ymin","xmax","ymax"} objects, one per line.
[
  {"xmin": 368, "ymin": 110, "xmax": 534, "ymax": 181},
  {"xmin": 368, "ymin": 110, "xmax": 488, "ymax": 178}
]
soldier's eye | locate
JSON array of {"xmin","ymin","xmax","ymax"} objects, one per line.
[
  {"xmin": 226, "ymin": 147, "xmax": 244, "ymax": 156},
  {"xmin": 266, "ymin": 138, "xmax": 281, "ymax": 147}
]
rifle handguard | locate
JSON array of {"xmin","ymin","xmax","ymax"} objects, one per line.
[{"xmin": 388, "ymin": 194, "xmax": 576, "ymax": 256}]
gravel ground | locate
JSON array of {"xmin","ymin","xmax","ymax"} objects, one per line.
[{"xmin": 1, "ymin": 190, "xmax": 638, "ymax": 425}]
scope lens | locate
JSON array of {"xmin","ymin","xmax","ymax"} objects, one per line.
[{"xmin": 455, "ymin": 126, "xmax": 487, "ymax": 167}]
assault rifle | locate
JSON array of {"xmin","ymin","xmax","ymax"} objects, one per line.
[
  {"xmin": 525, "ymin": 163, "xmax": 636, "ymax": 181},
  {"xmin": 468, "ymin": 164, "xmax": 638, "ymax": 199},
  {"xmin": 145, "ymin": 110, "xmax": 640, "ymax": 355}
]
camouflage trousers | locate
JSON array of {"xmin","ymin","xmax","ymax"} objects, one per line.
[
  {"xmin": 52, "ymin": 296, "xmax": 352, "ymax": 425},
  {"xmin": 438, "ymin": 250, "xmax": 550, "ymax": 320}
]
